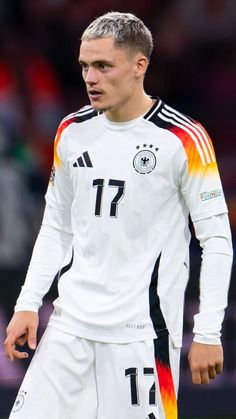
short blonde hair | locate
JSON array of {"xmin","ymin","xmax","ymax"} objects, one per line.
[{"xmin": 81, "ymin": 12, "xmax": 153, "ymax": 60}]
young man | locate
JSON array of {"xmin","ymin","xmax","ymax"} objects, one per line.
[{"xmin": 5, "ymin": 11, "xmax": 233, "ymax": 419}]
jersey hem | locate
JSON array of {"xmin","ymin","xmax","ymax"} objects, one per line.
[{"xmin": 48, "ymin": 315, "xmax": 157, "ymax": 344}]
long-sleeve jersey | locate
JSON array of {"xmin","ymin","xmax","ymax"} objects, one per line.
[{"xmin": 15, "ymin": 99, "xmax": 233, "ymax": 347}]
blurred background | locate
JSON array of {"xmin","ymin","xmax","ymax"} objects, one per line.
[{"xmin": 0, "ymin": 0, "xmax": 235, "ymax": 417}]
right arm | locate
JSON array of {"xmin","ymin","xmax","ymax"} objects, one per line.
[
  {"xmin": 4, "ymin": 119, "xmax": 74, "ymax": 361},
  {"xmin": 4, "ymin": 216, "xmax": 72, "ymax": 361}
]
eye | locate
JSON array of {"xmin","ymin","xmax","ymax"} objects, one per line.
[
  {"xmin": 80, "ymin": 62, "xmax": 88, "ymax": 71},
  {"xmin": 98, "ymin": 63, "xmax": 110, "ymax": 71}
]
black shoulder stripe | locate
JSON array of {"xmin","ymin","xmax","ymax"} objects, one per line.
[
  {"xmin": 143, "ymin": 97, "xmax": 162, "ymax": 120},
  {"xmin": 74, "ymin": 109, "xmax": 99, "ymax": 123},
  {"xmin": 145, "ymin": 100, "xmax": 173, "ymax": 129}
]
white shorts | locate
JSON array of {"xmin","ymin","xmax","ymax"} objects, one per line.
[{"xmin": 9, "ymin": 326, "xmax": 180, "ymax": 419}]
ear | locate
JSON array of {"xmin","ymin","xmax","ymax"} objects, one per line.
[{"xmin": 135, "ymin": 54, "xmax": 149, "ymax": 78}]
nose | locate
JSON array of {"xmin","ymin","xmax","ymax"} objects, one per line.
[{"xmin": 84, "ymin": 67, "xmax": 98, "ymax": 85}]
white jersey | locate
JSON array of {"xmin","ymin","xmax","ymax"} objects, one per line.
[{"xmin": 36, "ymin": 98, "xmax": 227, "ymax": 347}]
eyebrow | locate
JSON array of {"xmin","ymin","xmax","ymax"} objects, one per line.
[{"xmin": 78, "ymin": 59, "xmax": 113, "ymax": 66}]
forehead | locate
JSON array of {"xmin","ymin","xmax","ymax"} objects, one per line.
[{"xmin": 79, "ymin": 37, "xmax": 130, "ymax": 62}]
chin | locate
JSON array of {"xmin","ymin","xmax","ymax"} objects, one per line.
[
  {"xmin": 89, "ymin": 98, "xmax": 112, "ymax": 112},
  {"xmin": 91, "ymin": 103, "xmax": 109, "ymax": 112},
  {"xmin": 92, "ymin": 104, "xmax": 107, "ymax": 111}
]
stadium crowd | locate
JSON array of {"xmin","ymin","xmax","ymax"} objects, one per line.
[{"xmin": 0, "ymin": 0, "xmax": 235, "ymax": 416}]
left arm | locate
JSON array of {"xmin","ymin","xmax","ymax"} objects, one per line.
[
  {"xmin": 188, "ymin": 213, "xmax": 233, "ymax": 384},
  {"xmin": 174, "ymin": 116, "xmax": 233, "ymax": 384}
]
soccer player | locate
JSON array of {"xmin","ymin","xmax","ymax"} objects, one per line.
[{"xmin": 4, "ymin": 11, "xmax": 233, "ymax": 419}]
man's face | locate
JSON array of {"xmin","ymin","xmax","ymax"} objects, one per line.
[{"xmin": 79, "ymin": 37, "xmax": 141, "ymax": 113}]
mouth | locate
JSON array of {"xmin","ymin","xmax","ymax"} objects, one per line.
[{"xmin": 88, "ymin": 89, "xmax": 103, "ymax": 101}]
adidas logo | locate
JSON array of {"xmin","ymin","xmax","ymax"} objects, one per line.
[{"xmin": 73, "ymin": 151, "xmax": 93, "ymax": 167}]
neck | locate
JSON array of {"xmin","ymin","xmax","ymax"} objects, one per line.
[{"xmin": 105, "ymin": 90, "xmax": 155, "ymax": 122}]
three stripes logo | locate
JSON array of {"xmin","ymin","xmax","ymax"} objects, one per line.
[{"xmin": 73, "ymin": 151, "xmax": 93, "ymax": 168}]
